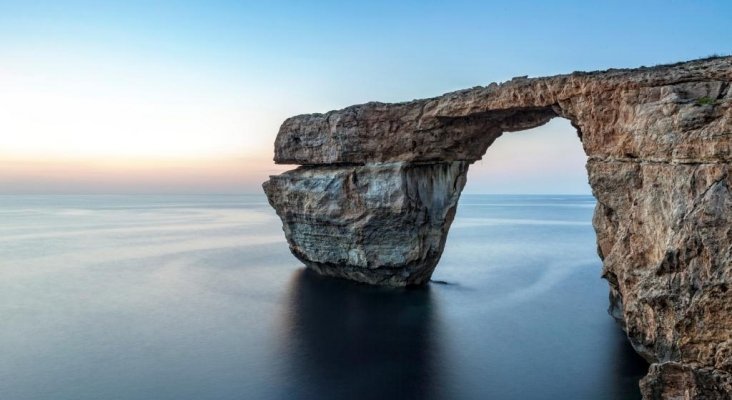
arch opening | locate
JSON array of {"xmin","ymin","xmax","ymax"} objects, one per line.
[
  {"xmin": 431, "ymin": 118, "xmax": 649, "ymax": 399},
  {"xmin": 463, "ymin": 117, "xmax": 589, "ymax": 195}
]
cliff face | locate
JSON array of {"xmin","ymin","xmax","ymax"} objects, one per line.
[{"xmin": 263, "ymin": 56, "xmax": 732, "ymax": 399}]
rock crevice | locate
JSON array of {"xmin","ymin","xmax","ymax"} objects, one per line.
[{"xmin": 263, "ymin": 56, "xmax": 732, "ymax": 399}]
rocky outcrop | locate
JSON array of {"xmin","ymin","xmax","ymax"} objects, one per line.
[
  {"xmin": 263, "ymin": 56, "xmax": 732, "ymax": 399},
  {"xmin": 264, "ymin": 162, "xmax": 467, "ymax": 285}
]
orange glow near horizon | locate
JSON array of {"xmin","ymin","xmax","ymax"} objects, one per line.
[
  {"xmin": 0, "ymin": 154, "xmax": 291, "ymax": 194},
  {"xmin": 0, "ymin": 59, "xmax": 297, "ymax": 194}
]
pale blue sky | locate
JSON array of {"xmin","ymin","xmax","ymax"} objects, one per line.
[{"xmin": 0, "ymin": 1, "xmax": 730, "ymax": 194}]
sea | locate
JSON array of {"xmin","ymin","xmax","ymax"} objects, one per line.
[{"xmin": 0, "ymin": 194, "xmax": 648, "ymax": 400}]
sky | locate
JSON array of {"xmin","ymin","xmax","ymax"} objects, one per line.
[{"xmin": 0, "ymin": 0, "xmax": 730, "ymax": 194}]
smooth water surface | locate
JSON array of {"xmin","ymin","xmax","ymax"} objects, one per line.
[{"xmin": 0, "ymin": 194, "xmax": 647, "ymax": 400}]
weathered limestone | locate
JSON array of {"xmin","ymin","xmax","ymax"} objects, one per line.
[
  {"xmin": 264, "ymin": 162, "xmax": 467, "ymax": 285},
  {"xmin": 263, "ymin": 56, "xmax": 732, "ymax": 399}
]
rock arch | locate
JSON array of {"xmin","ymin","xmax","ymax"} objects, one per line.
[{"xmin": 263, "ymin": 57, "xmax": 732, "ymax": 398}]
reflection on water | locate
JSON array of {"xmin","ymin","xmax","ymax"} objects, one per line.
[
  {"xmin": 280, "ymin": 269, "xmax": 446, "ymax": 400},
  {"xmin": 278, "ymin": 267, "xmax": 648, "ymax": 400},
  {"xmin": 0, "ymin": 194, "xmax": 648, "ymax": 400}
]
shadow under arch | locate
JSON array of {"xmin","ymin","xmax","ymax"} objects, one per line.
[{"xmin": 278, "ymin": 268, "xmax": 449, "ymax": 400}]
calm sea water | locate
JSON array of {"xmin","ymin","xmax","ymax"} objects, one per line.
[{"xmin": 0, "ymin": 194, "xmax": 647, "ymax": 400}]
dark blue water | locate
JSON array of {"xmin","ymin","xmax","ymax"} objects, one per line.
[{"xmin": 0, "ymin": 194, "xmax": 647, "ymax": 400}]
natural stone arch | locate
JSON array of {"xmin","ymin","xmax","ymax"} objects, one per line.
[{"xmin": 263, "ymin": 57, "xmax": 732, "ymax": 399}]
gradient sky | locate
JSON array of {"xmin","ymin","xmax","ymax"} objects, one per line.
[{"xmin": 1, "ymin": 0, "xmax": 730, "ymax": 194}]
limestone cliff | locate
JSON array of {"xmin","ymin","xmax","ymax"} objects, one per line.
[{"xmin": 263, "ymin": 56, "xmax": 732, "ymax": 399}]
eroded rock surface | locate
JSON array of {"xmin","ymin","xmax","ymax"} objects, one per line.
[
  {"xmin": 263, "ymin": 162, "xmax": 467, "ymax": 285},
  {"xmin": 263, "ymin": 56, "xmax": 732, "ymax": 399}
]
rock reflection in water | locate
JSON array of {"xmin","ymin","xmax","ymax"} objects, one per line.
[{"xmin": 279, "ymin": 268, "xmax": 447, "ymax": 400}]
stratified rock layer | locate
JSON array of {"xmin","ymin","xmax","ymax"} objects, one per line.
[
  {"xmin": 263, "ymin": 162, "xmax": 467, "ymax": 285},
  {"xmin": 263, "ymin": 56, "xmax": 732, "ymax": 399}
]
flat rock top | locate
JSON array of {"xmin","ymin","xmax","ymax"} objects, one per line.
[{"xmin": 273, "ymin": 56, "xmax": 732, "ymax": 165}]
